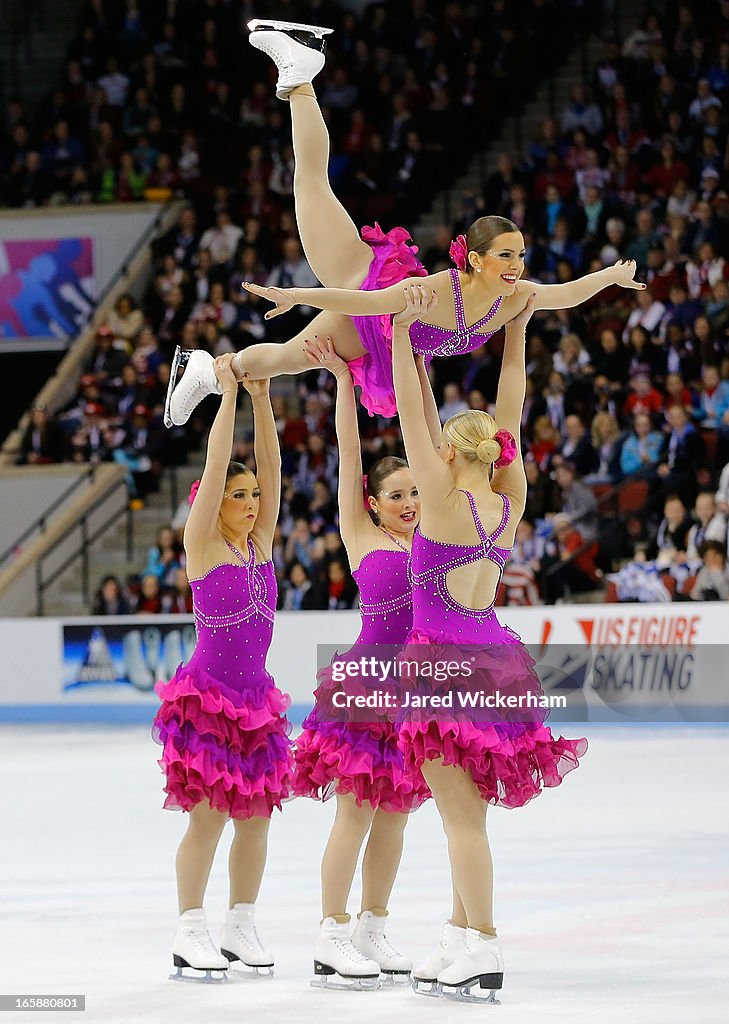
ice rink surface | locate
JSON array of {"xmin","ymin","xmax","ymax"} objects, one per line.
[{"xmin": 2, "ymin": 723, "xmax": 728, "ymax": 1024}]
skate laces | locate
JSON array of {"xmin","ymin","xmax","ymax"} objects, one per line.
[
  {"xmin": 335, "ymin": 937, "xmax": 374, "ymax": 965},
  {"xmin": 258, "ymin": 41, "xmax": 294, "ymax": 72},
  {"xmin": 233, "ymin": 921, "xmax": 265, "ymax": 952},
  {"xmin": 186, "ymin": 927, "xmax": 218, "ymax": 955}
]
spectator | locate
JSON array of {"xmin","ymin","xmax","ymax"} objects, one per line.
[
  {"xmin": 620, "ymin": 413, "xmax": 665, "ymax": 479},
  {"xmin": 646, "ymin": 495, "xmax": 693, "ymax": 570},
  {"xmin": 586, "ymin": 412, "xmax": 623, "ymax": 483},
  {"xmin": 686, "ymin": 493, "xmax": 727, "ymax": 559},
  {"xmin": 135, "ymin": 573, "xmax": 162, "ymax": 613},
  {"xmin": 542, "ymin": 514, "xmax": 601, "ymax": 603},
  {"xmin": 92, "ymin": 575, "xmax": 130, "ymax": 615},
  {"xmin": 690, "ymin": 541, "xmax": 729, "ymax": 600},
  {"xmin": 18, "ymin": 402, "xmax": 66, "ymax": 464},
  {"xmin": 557, "ymin": 415, "xmax": 599, "ymax": 478},
  {"xmin": 278, "ymin": 562, "xmax": 323, "ymax": 611},
  {"xmin": 553, "ymin": 461, "xmax": 598, "ymax": 541},
  {"xmin": 656, "ymin": 404, "xmax": 707, "ymax": 503},
  {"xmin": 439, "ymin": 382, "xmax": 469, "ymax": 423}
]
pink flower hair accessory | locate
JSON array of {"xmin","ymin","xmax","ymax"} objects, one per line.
[
  {"xmin": 449, "ymin": 234, "xmax": 469, "ymax": 271},
  {"xmin": 362, "ymin": 473, "xmax": 371, "ymax": 512},
  {"xmin": 188, "ymin": 480, "xmax": 200, "ymax": 506},
  {"xmin": 494, "ymin": 429, "xmax": 518, "ymax": 469}
]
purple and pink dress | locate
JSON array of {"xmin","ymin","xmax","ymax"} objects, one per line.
[
  {"xmin": 349, "ymin": 225, "xmax": 503, "ymax": 417},
  {"xmin": 293, "ymin": 544, "xmax": 429, "ymax": 812},
  {"xmin": 399, "ymin": 491, "xmax": 587, "ymax": 809},
  {"xmin": 153, "ymin": 539, "xmax": 293, "ymax": 819}
]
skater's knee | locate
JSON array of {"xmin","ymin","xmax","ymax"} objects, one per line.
[
  {"xmin": 231, "ymin": 815, "xmax": 270, "ymax": 842},
  {"xmin": 186, "ymin": 803, "xmax": 228, "ymax": 843},
  {"xmin": 370, "ymin": 809, "xmax": 408, "ymax": 838},
  {"xmin": 334, "ymin": 795, "xmax": 375, "ymax": 835}
]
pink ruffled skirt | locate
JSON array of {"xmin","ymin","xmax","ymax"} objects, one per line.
[
  {"xmin": 398, "ymin": 629, "xmax": 587, "ymax": 810},
  {"xmin": 293, "ymin": 661, "xmax": 430, "ymax": 813},
  {"xmin": 349, "ymin": 223, "xmax": 428, "ymax": 418},
  {"xmin": 152, "ymin": 665, "xmax": 293, "ymax": 819}
]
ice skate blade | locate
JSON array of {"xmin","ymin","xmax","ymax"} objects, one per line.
[
  {"xmin": 163, "ymin": 346, "xmax": 190, "ymax": 428},
  {"xmin": 310, "ymin": 975, "xmax": 381, "ymax": 992},
  {"xmin": 248, "ymin": 18, "xmax": 333, "ymax": 37},
  {"xmin": 380, "ymin": 971, "xmax": 411, "ymax": 987},
  {"xmin": 169, "ymin": 962, "xmax": 228, "ymax": 984},
  {"xmin": 440, "ymin": 972, "xmax": 503, "ymax": 1004},
  {"xmin": 412, "ymin": 978, "xmax": 442, "ymax": 998}
]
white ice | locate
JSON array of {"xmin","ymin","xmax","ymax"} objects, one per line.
[{"xmin": 2, "ymin": 724, "xmax": 728, "ymax": 1024}]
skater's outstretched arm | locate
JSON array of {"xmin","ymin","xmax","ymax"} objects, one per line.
[
  {"xmin": 302, "ymin": 336, "xmax": 372, "ymax": 556},
  {"xmin": 392, "ymin": 285, "xmax": 452, "ymax": 501},
  {"xmin": 242, "ymin": 273, "xmax": 448, "ymax": 320},
  {"xmin": 184, "ymin": 354, "xmax": 238, "ymax": 553},
  {"xmin": 522, "ymin": 259, "xmax": 645, "ymax": 311},
  {"xmin": 245, "ymin": 378, "xmax": 281, "ymax": 560},
  {"xmin": 415, "ymin": 353, "xmax": 442, "ymax": 448},
  {"xmin": 491, "ymin": 297, "xmax": 535, "ymax": 511}
]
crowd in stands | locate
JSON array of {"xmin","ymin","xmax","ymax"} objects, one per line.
[{"xmin": 10, "ymin": 1, "xmax": 729, "ymax": 609}]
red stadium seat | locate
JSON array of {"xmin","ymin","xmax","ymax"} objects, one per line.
[{"xmin": 617, "ymin": 480, "xmax": 649, "ymax": 516}]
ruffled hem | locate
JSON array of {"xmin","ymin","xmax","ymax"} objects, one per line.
[
  {"xmin": 293, "ymin": 722, "xmax": 430, "ymax": 813},
  {"xmin": 350, "ymin": 222, "xmax": 428, "ymax": 418},
  {"xmin": 398, "ymin": 627, "xmax": 587, "ymax": 808},
  {"xmin": 400, "ymin": 719, "xmax": 587, "ymax": 809},
  {"xmin": 153, "ymin": 665, "xmax": 293, "ymax": 818}
]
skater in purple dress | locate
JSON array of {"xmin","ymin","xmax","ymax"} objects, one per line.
[
  {"xmin": 292, "ymin": 335, "xmax": 430, "ymax": 989},
  {"xmin": 153, "ymin": 353, "xmax": 292, "ymax": 981},
  {"xmin": 390, "ymin": 285, "xmax": 587, "ymax": 1002},
  {"xmin": 165, "ymin": 19, "xmax": 645, "ymax": 427}
]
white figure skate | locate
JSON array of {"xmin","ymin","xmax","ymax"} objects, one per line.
[
  {"xmin": 170, "ymin": 908, "xmax": 229, "ymax": 983},
  {"xmin": 311, "ymin": 917, "xmax": 381, "ymax": 991},
  {"xmin": 437, "ymin": 927, "xmax": 504, "ymax": 1004},
  {"xmin": 351, "ymin": 911, "xmax": 411, "ymax": 985},
  {"xmin": 411, "ymin": 921, "xmax": 467, "ymax": 997},
  {"xmin": 220, "ymin": 903, "xmax": 274, "ymax": 978},
  {"xmin": 164, "ymin": 347, "xmax": 222, "ymax": 428},
  {"xmin": 247, "ymin": 20, "xmax": 332, "ymax": 99}
]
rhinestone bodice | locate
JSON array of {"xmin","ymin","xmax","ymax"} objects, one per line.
[
  {"xmin": 409, "ymin": 491, "xmax": 512, "ymax": 642},
  {"xmin": 352, "ymin": 547, "xmax": 413, "ymax": 644},
  {"xmin": 408, "ymin": 268, "xmax": 503, "ymax": 357},
  {"xmin": 185, "ymin": 538, "xmax": 277, "ymax": 689}
]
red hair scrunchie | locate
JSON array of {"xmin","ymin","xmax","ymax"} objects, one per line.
[
  {"xmin": 188, "ymin": 479, "xmax": 201, "ymax": 506},
  {"xmin": 449, "ymin": 234, "xmax": 468, "ymax": 271}
]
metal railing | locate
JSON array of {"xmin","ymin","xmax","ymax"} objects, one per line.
[
  {"xmin": 34, "ymin": 474, "xmax": 133, "ymax": 616},
  {"xmin": 0, "ymin": 465, "xmax": 99, "ymax": 567}
]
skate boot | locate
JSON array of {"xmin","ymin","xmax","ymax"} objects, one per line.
[
  {"xmin": 437, "ymin": 927, "xmax": 504, "ymax": 1004},
  {"xmin": 247, "ymin": 20, "xmax": 332, "ymax": 100},
  {"xmin": 220, "ymin": 903, "xmax": 274, "ymax": 978},
  {"xmin": 311, "ymin": 917, "xmax": 381, "ymax": 991},
  {"xmin": 164, "ymin": 348, "xmax": 222, "ymax": 428},
  {"xmin": 411, "ymin": 921, "xmax": 467, "ymax": 997},
  {"xmin": 351, "ymin": 910, "xmax": 411, "ymax": 985},
  {"xmin": 170, "ymin": 908, "xmax": 229, "ymax": 982}
]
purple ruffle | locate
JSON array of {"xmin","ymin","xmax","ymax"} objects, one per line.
[
  {"xmin": 350, "ymin": 222, "xmax": 428, "ymax": 418},
  {"xmin": 152, "ymin": 665, "xmax": 293, "ymax": 818}
]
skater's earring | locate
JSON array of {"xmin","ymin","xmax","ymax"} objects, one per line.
[{"xmin": 368, "ymin": 496, "xmax": 381, "ymax": 525}]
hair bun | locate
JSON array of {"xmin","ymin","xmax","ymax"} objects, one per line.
[{"xmin": 475, "ymin": 438, "xmax": 501, "ymax": 464}]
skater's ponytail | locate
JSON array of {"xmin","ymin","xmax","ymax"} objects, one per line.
[{"xmin": 365, "ymin": 457, "xmax": 408, "ymax": 524}]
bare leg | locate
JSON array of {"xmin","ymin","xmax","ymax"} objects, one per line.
[
  {"xmin": 289, "ymin": 86, "xmax": 372, "ymax": 288},
  {"xmin": 235, "ymin": 310, "xmax": 364, "ymax": 378},
  {"xmin": 421, "ymin": 758, "xmax": 494, "ymax": 929},
  {"xmin": 228, "ymin": 816, "xmax": 270, "ymax": 906},
  {"xmin": 176, "ymin": 802, "xmax": 228, "ymax": 913},
  {"xmin": 360, "ymin": 809, "xmax": 407, "ymax": 913},
  {"xmin": 321, "ymin": 793, "xmax": 375, "ymax": 918}
]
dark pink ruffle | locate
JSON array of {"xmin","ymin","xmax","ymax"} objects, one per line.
[
  {"xmin": 293, "ymin": 723, "xmax": 430, "ymax": 813},
  {"xmin": 153, "ymin": 666, "xmax": 293, "ymax": 819},
  {"xmin": 398, "ymin": 629, "xmax": 587, "ymax": 809}
]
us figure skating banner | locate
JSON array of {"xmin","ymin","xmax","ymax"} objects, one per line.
[{"xmin": 0, "ymin": 238, "xmax": 95, "ymax": 341}]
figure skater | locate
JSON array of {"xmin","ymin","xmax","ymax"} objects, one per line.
[
  {"xmin": 165, "ymin": 18, "xmax": 645, "ymax": 427},
  {"xmin": 153, "ymin": 353, "xmax": 292, "ymax": 981},
  {"xmin": 390, "ymin": 285, "xmax": 587, "ymax": 1002},
  {"xmin": 292, "ymin": 335, "xmax": 431, "ymax": 990}
]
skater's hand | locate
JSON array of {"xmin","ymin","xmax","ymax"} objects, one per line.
[
  {"xmin": 242, "ymin": 282, "xmax": 295, "ymax": 318},
  {"xmin": 610, "ymin": 259, "xmax": 646, "ymax": 290},
  {"xmin": 506, "ymin": 292, "xmax": 536, "ymax": 332},
  {"xmin": 214, "ymin": 353, "xmax": 239, "ymax": 392},
  {"xmin": 240, "ymin": 376, "xmax": 270, "ymax": 396},
  {"xmin": 303, "ymin": 335, "xmax": 349, "ymax": 379},
  {"xmin": 393, "ymin": 282, "xmax": 438, "ymax": 328}
]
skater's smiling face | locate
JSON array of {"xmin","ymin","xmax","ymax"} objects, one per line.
[
  {"xmin": 473, "ymin": 231, "xmax": 526, "ymax": 293},
  {"xmin": 219, "ymin": 472, "xmax": 260, "ymax": 536}
]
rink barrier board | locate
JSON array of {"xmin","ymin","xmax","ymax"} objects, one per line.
[{"xmin": 1, "ymin": 607, "xmax": 729, "ymax": 722}]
